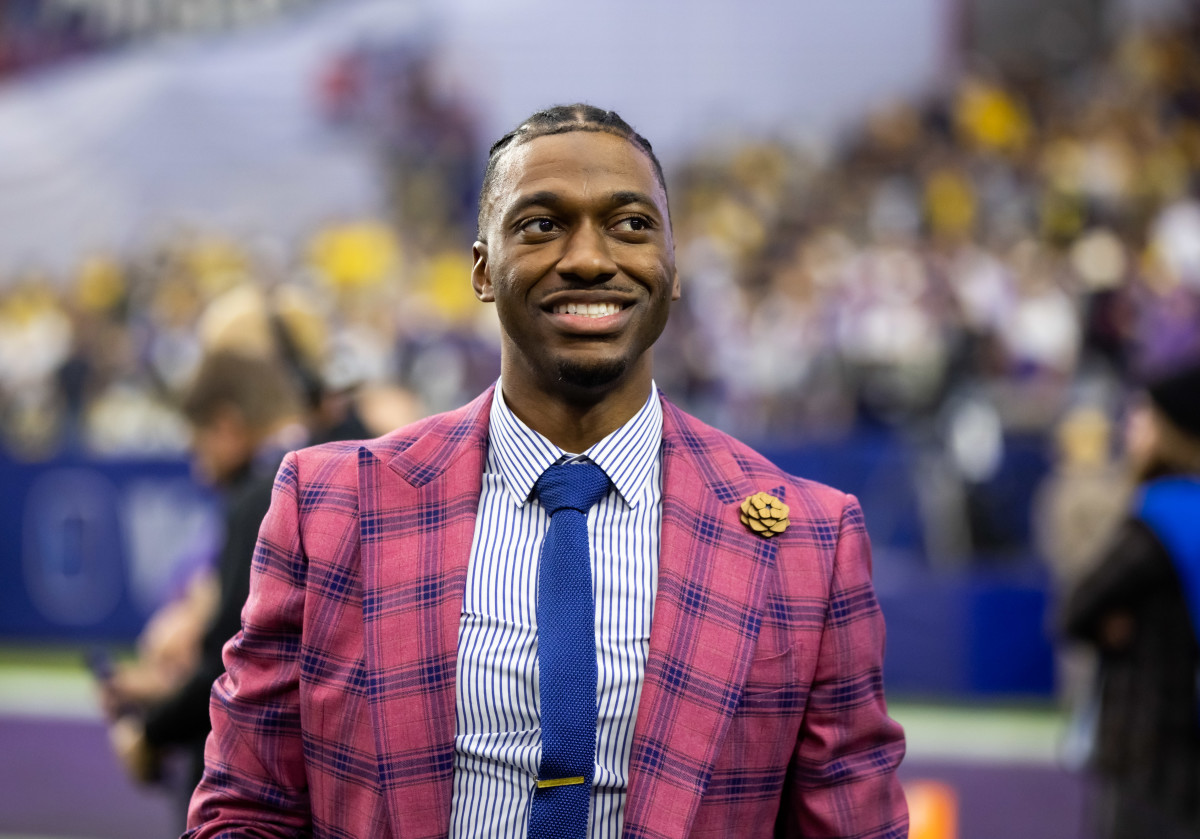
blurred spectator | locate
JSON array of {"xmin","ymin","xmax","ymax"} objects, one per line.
[
  {"xmin": 101, "ymin": 349, "xmax": 309, "ymax": 826},
  {"xmin": 1033, "ymin": 403, "xmax": 1130, "ymax": 746},
  {"xmin": 0, "ymin": 1, "xmax": 100, "ymax": 82},
  {"xmin": 0, "ymin": 278, "xmax": 74, "ymax": 458},
  {"xmin": 318, "ymin": 42, "xmax": 481, "ymax": 247},
  {"xmin": 0, "ymin": 0, "xmax": 318, "ymax": 83},
  {"xmin": 1035, "ymin": 405, "xmax": 1130, "ymax": 586},
  {"xmin": 1061, "ymin": 361, "xmax": 1200, "ymax": 839},
  {"xmin": 96, "ymin": 278, "xmax": 425, "ymax": 825}
]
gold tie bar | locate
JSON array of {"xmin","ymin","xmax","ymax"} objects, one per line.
[{"xmin": 536, "ymin": 776, "xmax": 586, "ymax": 789}]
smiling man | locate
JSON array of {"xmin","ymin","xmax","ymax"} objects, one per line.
[
  {"xmin": 185, "ymin": 104, "xmax": 907, "ymax": 839},
  {"xmin": 474, "ymin": 125, "xmax": 679, "ymax": 454}
]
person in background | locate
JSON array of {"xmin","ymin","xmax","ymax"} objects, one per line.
[
  {"xmin": 193, "ymin": 283, "xmax": 373, "ymax": 446},
  {"xmin": 184, "ymin": 103, "xmax": 906, "ymax": 839},
  {"xmin": 100, "ymin": 275, "xmax": 425, "ymax": 826},
  {"xmin": 1035, "ymin": 406, "xmax": 1131, "ymax": 587},
  {"xmin": 101, "ymin": 349, "xmax": 309, "ymax": 824},
  {"xmin": 1033, "ymin": 405, "xmax": 1130, "ymax": 736},
  {"xmin": 1062, "ymin": 360, "xmax": 1200, "ymax": 839}
]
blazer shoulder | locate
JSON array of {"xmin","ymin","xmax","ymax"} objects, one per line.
[
  {"xmin": 661, "ymin": 397, "xmax": 853, "ymax": 519},
  {"xmin": 288, "ymin": 388, "xmax": 493, "ymax": 488}
]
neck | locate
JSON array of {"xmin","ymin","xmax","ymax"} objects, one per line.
[{"xmin": 500, "ymin": 375, "xmax": 652, "ymax": 453}]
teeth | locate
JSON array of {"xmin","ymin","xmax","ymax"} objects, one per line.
[{"xmin": 553, "ymin": 302, "xmax": 620, "ymax": 317}]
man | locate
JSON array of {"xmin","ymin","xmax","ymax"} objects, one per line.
[
  {"xmin": 1062, "ymin": 362, "xmax": 1200, "ymax": 839},
  {"xmin": 104, "ymin": 350, "xmax": 308, "ymax": 820},
  {"xmin": 186, "ymin": 104, "xmax": 907, "ymax": 838}
]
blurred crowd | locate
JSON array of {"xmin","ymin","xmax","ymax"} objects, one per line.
[
  {"xmin": 664, "ymin": 13, "xmax": 1200, "ymax": 444},
  {"xmin": 0, "ymin": 0, "xmax": 320, "ymax": 81},
  {"xmin": 4, "ymin": 12, "xmax": 1200, "ymax": 489},
  {"xmin": 0, "ymin": 222, "xmax": 492, "ymax": 460},
  {"xmin": 0, "ymin": 0, "xmax": 101, "ymax": 82}
]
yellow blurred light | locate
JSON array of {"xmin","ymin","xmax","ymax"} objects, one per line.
[
  {"xmin": 956, "ymin": 79, "xmax": 1031, "ymax": 154},
  {"xmin": 925, "ymin": 169, "xmax": 977, "ymax": 238},
  {"xmin": 182, "ymin": 237, "xmax": 252, "ymax": 295},
  {"xmin": 417, "ymin": 250, "xmax": 476, "ymax": 323},
  {"xmin": 75, "ymin": 255, "xmax": 126, "ymax": 312},
  {"xmin": 906, "ymin": 779, "xmax": 958, "ymax": 839},
  {"xmin": 309, "ymin": 220, "xmax": 401, "ymax": 288}
]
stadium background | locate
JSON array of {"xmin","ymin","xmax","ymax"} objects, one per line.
[{"xmin": 2, "ymin": 0, "xmax": 1197, "ymax": 836}]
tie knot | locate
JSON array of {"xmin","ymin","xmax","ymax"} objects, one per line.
[{"xmin": 535, "ymin": 460, "xmax": 610, "ymax": 516}]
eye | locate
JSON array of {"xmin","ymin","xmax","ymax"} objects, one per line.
[
  {"xmin": 614, "ymin": 216, "xmax": 651, "ymax": 232},
  {"xmin": 519, "ymin": 217, "xmax": 558, "ymax": 234}
]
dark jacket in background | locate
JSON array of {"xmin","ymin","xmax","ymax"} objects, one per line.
[
  {"xmin": 1063, "ymin": 516, "xmax": 1200, "ymax": 837},
  {"xmin": 141, "ymin": 407, "xmax": 371, "ymax": 792},
  {"xmin": 143, "ymin": 461, "xmax": 278, "ymax": 790}
]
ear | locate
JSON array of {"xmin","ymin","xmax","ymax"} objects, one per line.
[
  {"xmin": 670, "ymin": 267, "xmax": 681, "ymax": 301},
  {"xmin": 472, "ymin": 241, "xmax": 494, "ymax": 302}
]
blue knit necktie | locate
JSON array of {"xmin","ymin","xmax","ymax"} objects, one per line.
[{"xmin": 528, "ymin": 459, "xmax": 610, "ymax": 839}]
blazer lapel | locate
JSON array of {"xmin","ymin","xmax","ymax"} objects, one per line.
[
  {"xmin": 624, "ymin": 401, "xmax": 784, "ymax": 838},
  {"xmin": 360, "ymin": 390, "xmax": 492, "ymax": 839}
]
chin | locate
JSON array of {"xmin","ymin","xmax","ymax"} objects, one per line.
[{"xmin": 556, "ymin": 357, "xmax": 628, "ymax": 390}]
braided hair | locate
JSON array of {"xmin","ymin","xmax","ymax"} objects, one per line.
[{"xmin": 476, "ymin": 103, "xmax": 667, "ymax": 240}]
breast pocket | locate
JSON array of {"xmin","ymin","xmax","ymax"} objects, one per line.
[
  {"xmin": 740, "ymin": 645, "xmax": 798, "ymax": 701},
  {"xmin": 705, "ymin": 645, "xmax": 803, "ymax": 807}
]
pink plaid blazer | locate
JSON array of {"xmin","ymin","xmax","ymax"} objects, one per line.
[{"xmin": 186, "ymin": 388, "xmax": 907, "ymax": 838}]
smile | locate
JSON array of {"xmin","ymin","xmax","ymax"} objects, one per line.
[{"xmin": 551, "ymin": 302, "xmax": 622, "ymax": 318}]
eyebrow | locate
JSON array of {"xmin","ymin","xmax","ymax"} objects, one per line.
[
  {"xmin": 502, "ymin": 189, "xmax": 661, "ymax": 223},
  {"xmin": 607, "ymin": 190, "xmax": 658, "ymax": 209}
]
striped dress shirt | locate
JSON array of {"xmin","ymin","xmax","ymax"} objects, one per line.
[{"xmin": 448, "ymin": 382, "xmax": 664, "ymax": 838}]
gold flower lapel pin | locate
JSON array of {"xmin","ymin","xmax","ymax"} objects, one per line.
[{"xmin": 740, "ymin": 491, "xmax": 789, "ymax": 537}]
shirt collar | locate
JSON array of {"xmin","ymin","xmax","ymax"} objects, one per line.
[{"xmin": 487, "ymin": 380, "xmax": 663, "ymax": 509}]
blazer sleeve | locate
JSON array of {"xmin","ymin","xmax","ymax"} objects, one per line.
[
  {"xmin": 778, "ymin": 495, "xmax": 908, "ymax": 839},
  {"xmin": 184, "ymin": 452, "xmax": 313, "ymax": 838}
]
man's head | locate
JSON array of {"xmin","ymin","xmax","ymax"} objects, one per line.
[
  {"xmin": 471, "ymin": 105, "xmax": 679, "ymax": 410},
  {"xmin": 476, "ymin": 104, "xmax": 668, "ymax": 243},
  {"xmin": 181, "ymin": 350, "xmax": 303, "ymax": 485},
  {"xmin": 1127, "ymin": 361, "xmax": 1200, "ymax": 481}
]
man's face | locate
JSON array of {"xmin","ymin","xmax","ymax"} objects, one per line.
[
  {"xmin": 191, "ymin": 406, "xmax": 254, "ymax": 486},
  {"xmin": 472, "ymin": 131, "xmax": 680, "ymax": 401}
]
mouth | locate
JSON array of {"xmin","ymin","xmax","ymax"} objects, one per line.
[
  {"xmin": 551, "ymin": 301, "xmax": 623, "ymax": 318},
  {"xmin": 542, "ymin": 294, "xmax": 633, "ymax": 335}
]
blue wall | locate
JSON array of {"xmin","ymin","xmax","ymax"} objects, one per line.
[
  {"xmin": 0, "ymin": 453, "xmax": 217, "ymax": 642},
  {"xmin": 1, "ymin": 431, "xmax": 1056, "ymax": 697}
]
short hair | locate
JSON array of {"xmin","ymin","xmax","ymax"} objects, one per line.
[
  {"xmin": 476, "ymin": 103, "xmax": 667, "ymax": 240},
  {"xmin": 181, "ymin": 350, "xmax": 303, "ymax": 432},
  {"xmin": 1139, "ymin": 402, "xmax": 1200, "ymax": 480}
]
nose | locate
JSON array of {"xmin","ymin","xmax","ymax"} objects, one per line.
[{"xmin": 556, "ymin": 222, "xmax": 617, "ymax": 284}]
